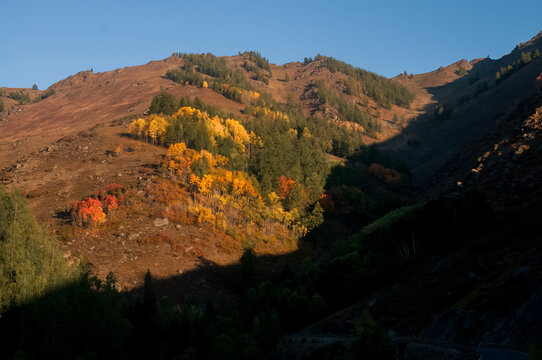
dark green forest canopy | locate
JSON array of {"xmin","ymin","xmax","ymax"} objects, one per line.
[{"xmin": 306, "ymin": 55, "xmax": 415, "ymax": 108}]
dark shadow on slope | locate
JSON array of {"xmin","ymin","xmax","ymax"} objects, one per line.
[
  {"xmin": 3, "ymin": 183, "xmax": 542, "ymax": 360},
  {"xmin": 376, "ymin": 49, "xmax": 542, "ymax": 186}
]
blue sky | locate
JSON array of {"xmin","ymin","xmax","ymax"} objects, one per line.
[{"xmin": 1, "ymin": 0, "xmax": 541, "ymax": 89}]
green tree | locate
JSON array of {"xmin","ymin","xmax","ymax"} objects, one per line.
[
  {"xmin": 0, "ymin": 187, "xmax": 75, "ymax": 313},
  {"xmin": 31, "ymin": 84, "xmax": 38, "ymax": 90},
  {"xmin": 149, "ymin": 91, "xmax": 179, "ymax": 115},
  {"xmin": 143, "ymin": 269, "xmax": 157, "ymax": 317}
]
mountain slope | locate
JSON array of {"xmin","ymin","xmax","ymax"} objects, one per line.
[{"xmin": 383, "ymin": 31, "xmax": 542, "ymax": 183}]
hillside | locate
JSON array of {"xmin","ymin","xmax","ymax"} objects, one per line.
[
  {"xmin": 385, "ymin": 30, "xmax": 542, "ymax": 183},
  {"xmin": 1, "ymin": 32, "xmax": 542, "ymax": 360}
]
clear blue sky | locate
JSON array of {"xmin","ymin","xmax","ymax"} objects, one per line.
[{"xmin": 1, "ymin": 0, "xmax": 541, "ymax": 89}]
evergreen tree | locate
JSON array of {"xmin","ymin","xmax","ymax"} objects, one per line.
[
  {"xmin": 143, "ymin": 269, "xmax": 157, "ymax": 317},
  {"xmin": 0, "ymin": 187, "xmax": 75, "ymax": 313},
  {"xmin": 149, "ymin": 91, "xmax": 179, "ymax": 115}
]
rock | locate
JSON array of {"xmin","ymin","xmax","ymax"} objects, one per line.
[
  {"xmin": 176, "ymin": 224, "xmax": 182, "ymax": 229},
  {"xmin": 128, "ymin": 233, "xmax": 139, "ymax": 240},
  {"xmin": 153, "ymin": 218, "xmax": 169, "ymax": 227}
]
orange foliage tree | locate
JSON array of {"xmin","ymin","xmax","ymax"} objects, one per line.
[
  {"xmin": 162, "ymin": 142, "xmax": 306, "ymax": 249},
  {"xmin": 278, "ymin": 176, "xmax": 296, "ymax": 199},
  {"xmin": 128, "ymin": 107, "xmax": 251, "ymax": 153},
  {"xmin": 71, "ymin": 198, "xmax": 106, "ymax": 227}
]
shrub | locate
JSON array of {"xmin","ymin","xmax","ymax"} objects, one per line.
[
  {"xmin": 70, "ymin": 197, "xmax": 106, "ymax": 227},
  {"xmin": 70, "ymin": 184, "xmax": 126, "ymax": 226}
]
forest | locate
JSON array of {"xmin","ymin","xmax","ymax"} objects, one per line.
[{"xmin": 305, "ymin": 55, "xmax": 415, "ymax": 109}]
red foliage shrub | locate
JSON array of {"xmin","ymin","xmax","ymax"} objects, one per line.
[
  {"xmin": 536, "ymin": 73, "xmax": 542, "ymax": 90},
  {"xmin": 71, "ymin": 197, "xmax": 106, "ymax": 227},
  {"xmin": 368, "ymin": 163, "xmax": 402, "ymax": 187},
  {"xmin": 71, "ymin": 185, "xmax": 127, "ymax": 226},
  {"xmin": 103, "ymin": 195, "xmax": 118, "ymax": 212}
]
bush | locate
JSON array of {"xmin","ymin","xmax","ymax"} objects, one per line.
[
  {"xmin": 70, "ymin": 197, "xmax": 106, "ymax": 226},
  {"xmin": 9, "ymin": 90, "xmax": 31, "ymax": 105},
  {"xmin": 40, "ymin": 88, "xmax": 55, "ymax": 100}
]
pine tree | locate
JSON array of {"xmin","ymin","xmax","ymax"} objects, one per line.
[{"xmin": 143, "ymin": 269, "xmax": 156, "ymax": 317}]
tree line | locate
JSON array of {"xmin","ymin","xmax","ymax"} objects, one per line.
[{"xmin": 306, "ymin": 55, "xmax": 415, "ymax": 109}]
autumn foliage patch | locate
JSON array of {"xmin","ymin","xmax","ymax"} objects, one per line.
[
  {"xmin": 70, "ymin": 184, "xmax": 126, "ymax": 227},
  {"xmin": 70, "ymin": 197, "xmax": 106, "ymax": 227}
]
